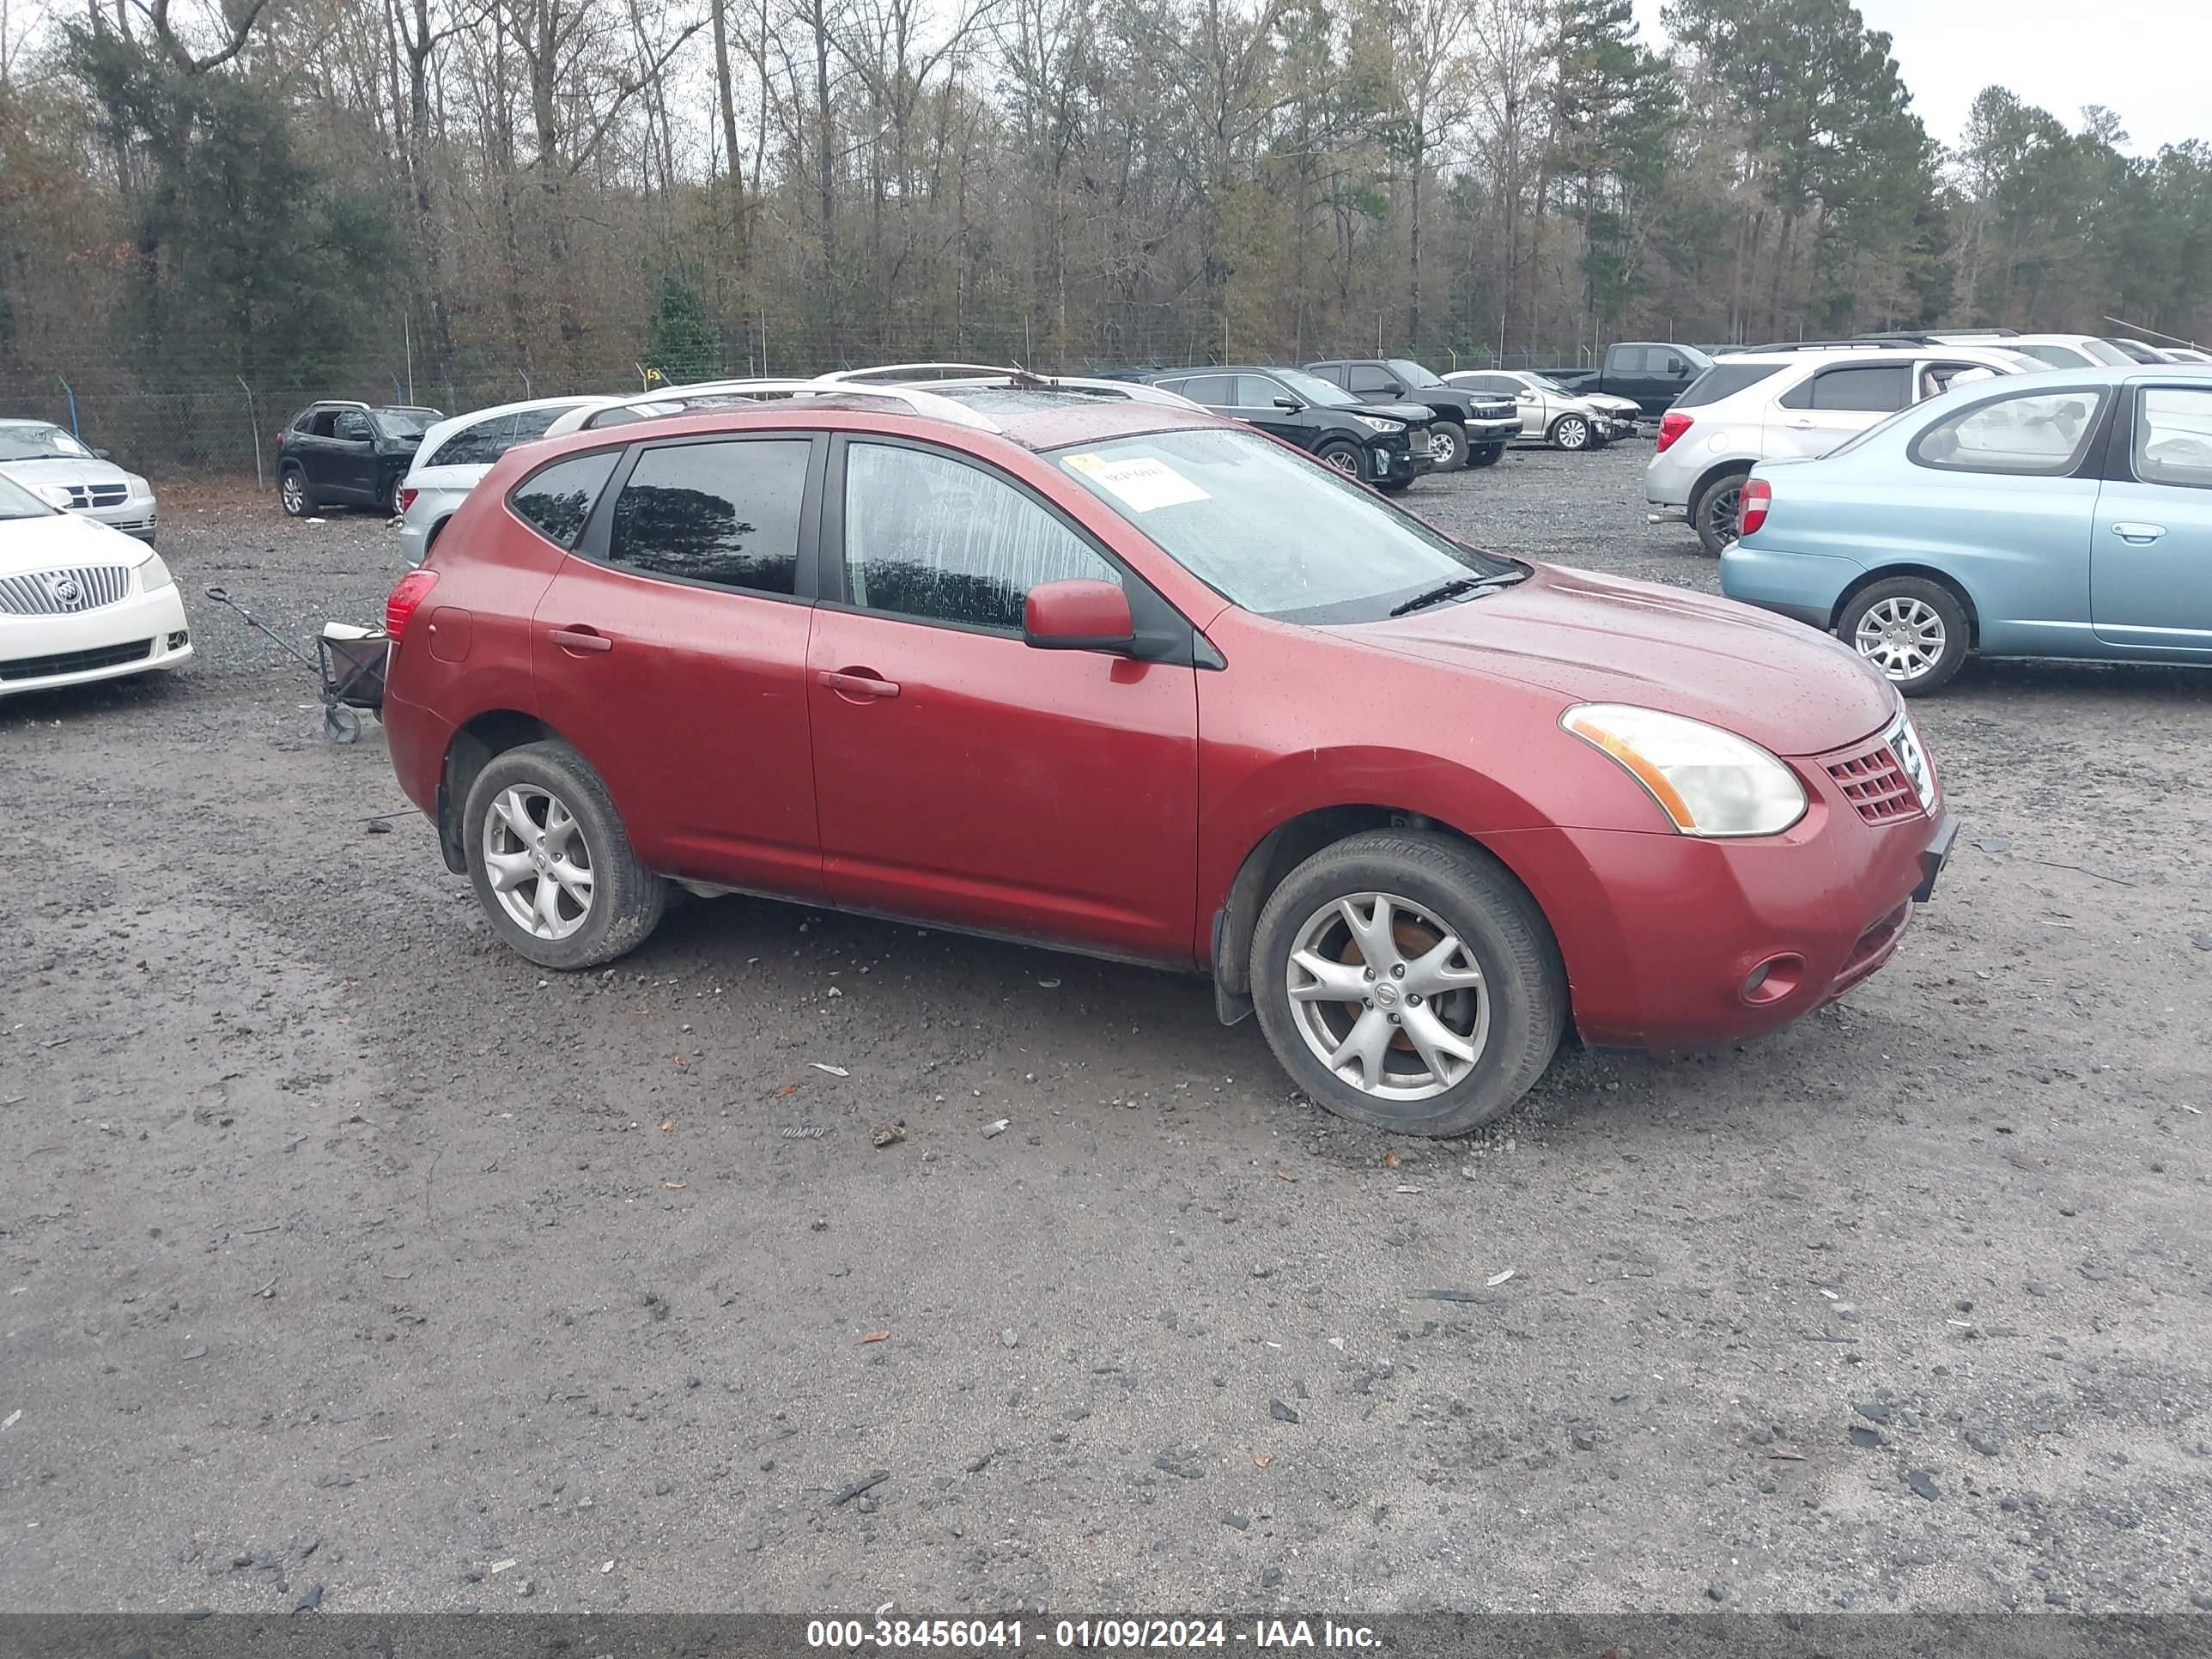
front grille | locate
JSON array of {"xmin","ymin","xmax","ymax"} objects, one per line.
[
  {"xmin": 1826, "ymin": 741, "xmax": 1918, "ymax": 823},
  {"xmin": 58, "ymin": 483, "xmax": 130, "ymax": 509},
  {"xmin": 0, "ymin": 564, "xmax": 132, "ymax": 616},
  {"xmin": 0, "ymin": 637, "xmax": 152, "ymax": 682}
]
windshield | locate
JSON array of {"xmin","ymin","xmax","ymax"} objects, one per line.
[
  {"xmin": 374, "ymin": 407, "xmax": 438, "ymax": 439},
  {"xmin": 1677, "ymin": 344, "xmax": 1717, "ymax": 370},
  {"xmin": 1386, "ymin": 359, "xmax": 1445, "ymax": 390},
  {"xmin": 1271, "ymin": 368, "xmax": 1362, "ymax": 410},
  {"xmin": 2080, "ymin": 339, "xmax": 2135, "ymax": 367},
  {"xmin": 0, "ymin": 469, "xmax": 58, "ymax": 519},
  {"xmin": 1528, "ymin": 374, "xmax": 1570, "ymax": 392},
  {"xmin": 1054, "ymin": 428, "xmax": 1519, "ymax": 624},
  {"xmin": 0, "ymin": 423, "xmax": 93, "ymax": 461}
]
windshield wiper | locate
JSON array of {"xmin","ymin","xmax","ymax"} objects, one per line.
[{"xmin": 1388, "ymin": 571, "xmax": 1524, "ymax": 617}]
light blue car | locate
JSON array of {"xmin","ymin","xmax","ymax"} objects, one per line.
[{"xmin": 1720, "ymin": 366, "xmax": 2212, "ymax": 694}]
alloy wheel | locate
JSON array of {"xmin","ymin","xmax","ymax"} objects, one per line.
[
  {"xmin": 1284, "ymin": 891, "xmax": 1490, "ymax": 1103},
  {"xmin": 282, "ymin": 474, "xmax": 304, "ymax": 514},
  {"xmin": 1557, "ymin": 416, "xmax": 1589, "ymax": 451},
  {"xmin": 1854, "ymin": 596, "xmax": 1946, "ymax": 683},
  {"xmin": 1322, "ymin": 448, "xmax": 1360, "ymax": 477},
  {"xmin": 481, "ymin": 784, "xmax": 596, "ymax": 940},
  {"xmin": 1704, "ymin": 482, "xmax": 1743, "ymax": 546}
]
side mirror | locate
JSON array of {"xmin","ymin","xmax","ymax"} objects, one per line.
[
  {"xmin": 1024, "ymin": 579, "xmax": 1134, "ymax": 653},
  {"xmin": 1516, "ymin": 391, "xmax": 1537, "ymax": 401},
  {"xmin": 92, "ymin": 447, "xmax": 112, "ymax": 460},
  {"xmin": 1667, "ymin": 358, "xmax": 1689, "ymax": 377},
  {"xmin": 1384, "ymin": 383, "xmax": 1405, "ymax": 398},
  {"xmin": 1273, "ymin": 396, "xmax": 1302, "ymax": 412}
]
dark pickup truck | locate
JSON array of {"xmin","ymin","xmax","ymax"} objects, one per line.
[
  {"xmin": 1550, "ymin": 343, "xmax": 1717, "ymax": 417},
  {"xmin": 1303, "ymin": 359, "xmax": 1521, "ymax": 470}
]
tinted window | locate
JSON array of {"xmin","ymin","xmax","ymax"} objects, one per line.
[
  {"xmin": 844, "ymin": 443, "xmax": 1117, "ymax": 630},
  {"xmin": 1461, "ymin": 374, "xmax": 1517, "ymax": 394},
  {"xmin": 606, "ymin": 440, "xmax": 808, "ymax": 594},
  {"xmin": 510, "ymin": 451, "xmax": 622, "ymax": 548},
  {"xmin": 1613, "ymin": 346, "xmax": 1656, "ymax": 374},
  {"xmin": 1306, "ymin": 365, "xmax": 1348, "ymax": 387},
  {"xmin": 1783, "ymin": 365, "xmax": 1910, "ymax": 412},
  {"xmin": 1911, "ymin": 389, "xmax": 2106, "ymax": 476},
  {"xmin": 2134, "ymin": 387, "xmax": 2212, "ymax": 489},
  {"xmin": 1348, "ymin": 366, "xmax": 1398, "ymax": 394},
  {"xmin": 333, "ymin": 410, "xmax": 374, "ymax": 441},
  {"xmin": 508, "ymin": 405, "xmax": 566, "ymax": 443},
  {"xmin": 1236, "ymin": 374, "xmax": 1292, "ymax": 407},
  {"xmin": 428, "ymin": 414, "xmax": 517, "ymax": 469},
  {"xmin": 1674, "ymin": 364, "xmax": 1784, "ymax": 408},
  {"xmin": 1177, "ymin": 374, "xmax": 1236, "ymax": 406}
]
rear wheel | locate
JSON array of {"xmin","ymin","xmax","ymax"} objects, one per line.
[
  {"xmin": 1550, "ymin": 414, "xmax": 1595, "ymax": 452},
  {"xmin": 463, "ymin": 740, "xmax": 666, "ymax": 969},
  {"xmin": 1692, "ymin": 468, "xmax": 1751, "ymax": 556},
  {"xmin": 280, "ymin": 465, "xmax": 313, "ymax": 518},
  {"xmin": 1838, "ymin": 576, "xmax": 1971, "ymax": 696},
  {"xmin": 1314, "ymin": 439, "xmax": 1364, "ymax": 480},
  {"xmin": 1427, "ymin": 421, "xmax": 1467, "ymax": 470},
  {"xmin": 1468, "ymin": 443, "xmax": 1504, "ymax": 468},
  {"xmin": 1251, "ymin": 830, "xmax": 1566, "ymax": 1137}
]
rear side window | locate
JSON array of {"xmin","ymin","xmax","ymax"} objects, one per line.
[
  {"xmin": 1779, "ymin": 365, "xmax": 1910, "ymax": 412},
  {"xmin": 2018, "ymin": 343, "xmax": 2092, "ymax": 369},
  {"xmin": 1462, "ymin": 374, "xmax": 1517, "ymax": 394},
  {"xmin": 2134, "ymin": 387, "xmax": 2212, "ymax": 489},
  {"xmin": 1674, "ymin": 364, "xmax": 1783, "ymax": 408},
  {"xmin": 511, "ymin": 451, "xmax": 621, "ymax": 548},
  {"xmin": 1177, "ymin": 374, "xmax": 1236, "ymax": 405},
  {"xmin": 606, "ymin": 440, "xmax": 810, "ymax": 595},
  {"xmin": 428, "ymin": 414, "xmax": 517, "ymax": 469},
  {"xmin": 1911, "ymin": 389, "xmax": 2106, "ymax": 476}
]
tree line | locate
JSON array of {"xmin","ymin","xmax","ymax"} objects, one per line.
[{"xmin": 1, "ymin": 0, "xmax": 2207, "ymax": 458}]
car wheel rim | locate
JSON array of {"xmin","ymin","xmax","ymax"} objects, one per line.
[
  {"xmin": 1560, "ymin": 418, "xmax": 1587, "ymax": 449},
  {"xmin": 283, "ymin": 476, "xmax": 302, "ymax": 512},
  {"xmin": 1285, "ymin": 891, "xmax": 1490, "ymax": 1103},
  {"xmin": 1432, "ymin": 429, "xmax": 1461, "ymax": 465},
  {"xmin": 482, "ymin": 784, "xmax": 595, "ymax": 941},
  {"xmin": 1705, "ymin": 485, "xmax": 1741, "ymax": 544},
  {"xmin": 1323, "ymin": 450, "xmax": 1358, "ymax": 477},
  {"xmin": 1854, "ymin": 597, "xmax": 1945, "ymax": 682}
]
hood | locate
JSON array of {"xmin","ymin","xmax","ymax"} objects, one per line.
[
  {"xmin": 0, "ymin": 456, "xmax": 138, "ymax": 489},
  {"xmin": 0, "ymin": 508, "xmax": 149, "ymax": 577},
  {"xmin": 1350, "ymin": 562, "xmax": 1896, "ymax": 757},
  {"xmin": 1587, "ymin": 393, "xmax": 1640, "ymax": 415},
  {"xmin": 1362, "ymin": 402, "xmax": 1437, "ymax": 427}
]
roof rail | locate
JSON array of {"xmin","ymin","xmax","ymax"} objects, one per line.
[
  {"xmin": 817, "ymin": 362, "xmax": 1022, "ymax": 384},
  {"xmin": 1740, "ymin": 339, "xmax": 1924, "ymax": 354},
  {"xmin": 594, "ymin": 377, "xmax": 1002, "ymax": 434}
]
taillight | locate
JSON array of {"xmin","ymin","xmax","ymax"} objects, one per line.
[
  {"xmin": 1656, "ymin": 411, "xmax": 1693, "ymax": 453},
  {"xmin": 397, "ymin": 487, "xmax": 418, "ymax": 513},
  {"xmin": 1738, "ymin": 477, "xmax": 1771, "ymax": 538},
  {"xmin": 386, "ymin": 568, "xmax": 438, "ymax": 641}
]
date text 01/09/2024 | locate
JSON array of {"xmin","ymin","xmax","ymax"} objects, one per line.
[{"xmin": 804, "ymin": 1619, "xmax": 1382, "ymax": 1650}]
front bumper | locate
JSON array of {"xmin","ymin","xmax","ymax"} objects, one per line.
[
  {"xmin": 1465, "ymin": 416, "xmax": 1521, "ymax": 444},
  {"xmin": 1487, "ymin": 765, "xmax": 1952, "ymax": 1050},
  {"xmin": 0, "ymin": 584, "xmax": 191, "ymax": 696},
  {"xmin": 79, "ymin": 498, "xmax": 159, "ymax": 543},
  {"xmin": 1369, "ymin": 441, "xmax": 1428, "ymax": 485}
]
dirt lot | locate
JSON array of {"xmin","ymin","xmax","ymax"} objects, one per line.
[{"xmin": 3, "ymin": 446, "xmax": 2209, "ymax": 1617}]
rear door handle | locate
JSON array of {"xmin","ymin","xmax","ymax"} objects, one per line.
[
  {"xmin": 548, "ymin": 627, "xmax": 613, "ymax": 653},
  {"xmin": 1785, "ymin": 418, "xmax": 1817, "ymax": 429},
  {"xmin": 2110, "ymin": 522, "xmax": 2166, "ymax": 544},
  {"xmin": 817, "ymin": 668, "xmax": 900, "ymax": 700}
]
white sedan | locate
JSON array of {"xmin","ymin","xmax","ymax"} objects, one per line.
[{"xmin": 0, "ymin": 469, "xmax": 191, "ymax": 696}]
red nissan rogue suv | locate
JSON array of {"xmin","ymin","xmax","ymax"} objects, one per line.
[{"xmin": 382, "ymin": 382, "xmax": 1955, "ymax": 1136}]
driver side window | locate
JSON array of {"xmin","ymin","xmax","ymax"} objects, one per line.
[
  {"xmin": 333, "ymin": 410, "xmax": 374, "ymax": 442},
  {"xmin": 842, "ymin": 443, "xmax": 1119, "ymax": 631},
  {"xmin": 2136, "ymin": 387, "xmax": 2212, "ymax": 490}
]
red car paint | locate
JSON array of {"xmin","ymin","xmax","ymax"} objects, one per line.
[{"xmin": 384, "ymin": 398, "xmax": 1948, "ymax": 1053}]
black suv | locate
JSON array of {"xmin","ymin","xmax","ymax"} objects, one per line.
[
  {"xmin": 276, "ymin": 401, "xmax": 442, "ymax": 517},
  {"xmin": 1303, "ymin": 359, "xmax": 1521, "ymax": 470},
  {"xmin": 1138, "ymin": 366, "xmax": 1434, "ymax": 491}
]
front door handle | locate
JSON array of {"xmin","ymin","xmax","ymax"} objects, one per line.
[
  {"xmin": 817, "ymin": 668, "xmax": 900, "ymax": 701},
  {"xmin": 1785, "ymin": 418, "xmax": 1817, "ymax": 429},
  {"xmin": 2111, "ymin": 522, "xmax": 2166, "ymax": 544},
  {"xmin": 549, "ymin": 627, "xmax": 613, "ymax": 653}
]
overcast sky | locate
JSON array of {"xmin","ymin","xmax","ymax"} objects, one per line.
[{"xmin": 1629, "ymin": 0, "xmax": 2209, "ymax": 158}]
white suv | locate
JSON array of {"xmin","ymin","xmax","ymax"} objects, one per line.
[{"xmin": 1645, "ymin": 343, "xmax": 2039, "ymax": 553}]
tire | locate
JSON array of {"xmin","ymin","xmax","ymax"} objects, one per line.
[
  {"xmin": 1376, "ymin": 479, "xmax": 1413, "ymax": 495},
  {"xmin": 1692, "ymin": 468, "xmax": 1751, "ymax": 556},
  {"xmin": 1250, "ymin": 830, "xmax": 1567, "ymax": 1137},
  {"xmin": 1837, "ymin": 576, "xmax": 1971, "ymax": 696},
  {"xmin": 462, "ymin": 739, "xmax": 666, "ymax": 969},
  {"xmin": 1314, "ymin": 439, "xmax": 1364, "ymax": 480},
  {"xmin": 280, "ymin": 465, "xmax": 313, "ymax": 518},
  {"xmin": 1549, "ymin": 413, "xmax": 1594, "ymax": 453},
  {"xmin": 1427, "ymin": 421, "xmax": 1467, "ymax": 470},
  {"xmin": 1468, "ymin": 443, "xmax": 1504, "ymax": 468}
]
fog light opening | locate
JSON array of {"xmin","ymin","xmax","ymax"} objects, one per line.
[
  {"xmin": 1742, "ymin": 954, "xmax": 1805, "ymax": 1006},
  {"xmin": 167, "ymin": 630, "xmax": 190, "ymax": 650}
]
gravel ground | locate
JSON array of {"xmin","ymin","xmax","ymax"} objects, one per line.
[{"xmin": 3, "ymin": 447, "xmax": 2209, "ymax": 1617}]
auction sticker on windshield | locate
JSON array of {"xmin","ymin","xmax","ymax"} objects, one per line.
[{"xmin": 1061, "ymin": 452, "xmax": 1209, "ymax": 512}]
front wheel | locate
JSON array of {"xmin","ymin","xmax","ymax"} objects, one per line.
[
  {"xmin": 1251, "ymin": 830, "xmax": 1566, "ymax": 1137},
  {"xmin": 1314, "ymin": 439, "xmax": 1364, "ymax": 480},
  {"xmin": 1468, "ymin": 443, "xmax": 1504, "ymax": 469},
  {"xmin": 1427, "ymin": 422, "xmax": 1467, "ymax": 470},
  {"xmin": 1550, "ymin": 414, "xmax": 1594, "ymax": 452},
  {"xmin": 463, "ymin": 739, "xmax": 666, "ymax": 969},
  {"xmin": 1692, "ymin": 469, "xmax": 1750, "ymax": 556},
  {"xmin": 1838, "ymin": 577, "xmax": 1971, "ymax": 696}
]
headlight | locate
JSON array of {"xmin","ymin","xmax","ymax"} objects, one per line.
[
  {"xmin": 137, "ymin": 552, "xmax": 175, "ymax": 592},
  {"xmin": 1562, "ymin": 703, "xmax": 1807, "ymax": 837},
  {"xmin": 126, "ymin": 473, "xmax": 154, "ymax": 497},
  {"xmin": 1350, "ymin": 413, "xmax": 1406, "ymax": 434}
]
